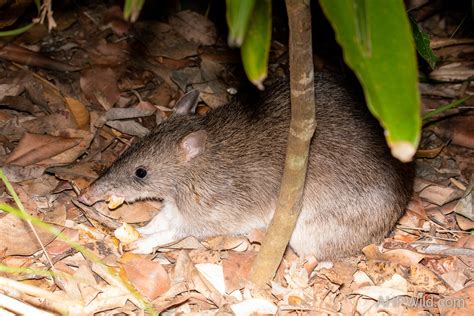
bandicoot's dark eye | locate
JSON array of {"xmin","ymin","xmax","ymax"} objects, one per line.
[{"xmin": 135, "ymin": 167, "xmax": 147, "ymax": 179}]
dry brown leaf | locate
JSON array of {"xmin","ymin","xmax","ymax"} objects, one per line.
[
  {"xmin": 6, "ymin": 133, "xmax": 82, "ymax": 166},
  {"xmin": 135, "ymin": 21, "xmax": 199, "ymax": 59},
  {"xmin": 362, "ymin": 260, "xmax": 403, "ymax": 285},
  {"xmin": 45, "ymin": 228, "xmax": 79, "ymax": 256},
  {"xmin": 119, "ymin": 252, "xmax": 170, "ymax": 300},
  {"xmin": 2, "ymin": 164, "xmax": 46, "ymax": 182},
  {"xmin": 42, "ymin": 129, "xmax": 94, "ymax": 165},
  {"xmin": 105, "ymin": 108, "xmax": 155, "ymax": 121},
  {"xmin": 169, "ymin": 10, "xmax": 217, "ymax": 46},
  {"xmin": 94, "ymin": 200, "xmax": 160, "ymax": 223},
  {"xmin": 0, "ymin": 212, "xmax": 59, "ymax": 256},
  {"xmin": 434, "ymin": 115, "xmax": 474, "ymax": 149},
  {"xmin": 80, "ymin": 67, "xmax": 121, "ymax": 109},
  {"xmin": 222, "ymin": 251, "xmax": 255, "ymax": 293},
  {"xmin": 438, "ymin": 285, "xmax": 474, "ymax": 315},
  {"xmin": 408, "ymin": 264, "xmax": 451, "ymax": 294},
  {"xmin": 202, "ymin": 236, "xmax": 249, "ymax": 251},
  {"xmin": 456, "ymin": 214, "xmax": 474, "ymax": 230},
  {"xmin": 419, "ymin": 184, "xmax": 463, "ymax": 206},
  {"xmin": 455, "ymin": 235, "xmax": 474, "ymax": 249},
  {"xmin": 441, "ymin": 270, "xmax": 469, "ymax": 292},
  {"xmin": 21, "ymin": 113, "xmax": 76, "ymax": 135},
  {"xmin": 105, "ymin": 119, "xmax": 149, "ymax": 137},
  {"xmin": 64, "ymin": 97, "xmax": 90, "ymax": 130}
]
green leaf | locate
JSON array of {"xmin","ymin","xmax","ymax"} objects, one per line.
[
  {"xmin": 0, "ymin": 23, "xmax": 34, "ymax": 37},
  {"xmin": 226, "ymin": 0, "xmax": 256, "ymax": 47},
  {"xmin": 422, "ymin": 95, "xmax": 473, "ymax": 124},
  {"xmin": 319, "ymin": 0, "xmax": 421, "ymax": 162},
  {"xmin": 241, "ymin": 0, "xmax": 271, "ymax": 90},
  {"xmin": 123, "ymin": 0, "xmax": 146, "ymax": 23},
  {"xmin": 409, "ymin": 15, "xmax": 437, "ymax": 69}
]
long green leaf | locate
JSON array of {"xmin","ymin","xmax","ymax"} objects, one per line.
[
  {"xmin": 409, "ymin": 15, "xmax": 437, "ymax": 69},
  {"xmin": 226, "ymin": 0, "xmax": 256, "ymax": 47},
  {"xmin": 320, "ymin": 0, "xmax": 421, "ymax": 162},
  {"xmin": 123, "ymin": 0, "xmax": 146, "ymax": 23},
  {"xmin": 241, "ymin": 0, "xmax": 272, "ymax": 90}
]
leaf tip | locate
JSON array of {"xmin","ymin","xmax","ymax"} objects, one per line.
[{"xmin": 390, "ymin": 141, "xmax": 416, "ymax": 162}]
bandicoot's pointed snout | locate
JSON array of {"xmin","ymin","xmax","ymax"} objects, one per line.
[
  {"xmin": 77, "ymin": 188, "xmax": 95, "ymax": 205},
  {"xmin": 77, "ymin": 185, "xmax": 106, "ymax": 206}
]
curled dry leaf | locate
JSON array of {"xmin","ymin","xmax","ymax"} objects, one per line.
[
  {"xmin": 6, "ymin": 133, "xmax": 82, "ymax": 166},
  {"xmin": 64, "ymin": 97, "xmax": 90, "ymax": 130},
  {"xmin": 119, "ymin": 252, "xmax": 171, "ymax": 300}
]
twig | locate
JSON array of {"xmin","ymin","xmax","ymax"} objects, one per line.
[{"xmin": 0, "ymin": 293, "xmax": 54, "ymax": 316}]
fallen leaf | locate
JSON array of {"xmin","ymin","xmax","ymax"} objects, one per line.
[
  {"xmin": 105, "ymin": 120, "xmax": 149, "ymax": 137},
  {"xmin": 105, "ymin": 108, "xmax": 155, "ymax": 121},
  {"xmin": 0, "ymin": 212, "xmax": 59, "ymax": 256},
  {"xmin": 438, "ymin": 285, "xmax": 474, "ymax": 315},
  {"xmin": 456, "ymin": 214, "xmax": 474, "ymax": 230},
  {"xmin": 195, "ymin": 263, "xmax": 226, "ymax": 295},
  {"xmin": 230, "ymin": 298, "xmax": 277, "ymax": 316},
  {"xmin": 119, "ymin": 253, "xmax": 171, "ymax": 300},
  {"xmin": 6, "ymin": 133, "xmax": 82, "ymax": 166},
  {"xmin": 441, "ymin": 271, "xmax": 469, "ymax": 292},
  {"xmin": 169, "ymin": 10, "xmax": 217, "ymax": 46},
  {"xmin": 223, "ymin": 252, "xmax": 255, "ymax": 292},
  {"xmin": 203, "ymin": 236, "xmax": 249, "ymax": 252},
  {"xmin": 408, "ymin": 264, "xmax": 451, "ymax": 294},
  {"xmin": 64, "ymin": 97, "xmax": 90, "ymax": 130},
  {"xmin": 80, "ymin": 67, "xmax": 121, "ymax": 109},
  {"xmin": 419, "ymin": 184, "xmax": 463, "ymax": 206},
  {"xmin": 355, "ymin": 285, "xmax": 407, "ymax": 302}
]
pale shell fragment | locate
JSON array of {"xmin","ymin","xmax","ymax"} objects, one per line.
[
  {"xmin": 107, "ymin": 195, "xmax": 125, "ymax": 209},
  {"xmin": 114, "ymin": 223, "xmax": 140, "ymax": 244}
]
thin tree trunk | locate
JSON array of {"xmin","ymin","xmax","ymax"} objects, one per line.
[{"xmin": 250, "ymin": 0, "xmax": 316, "ymax": 287}]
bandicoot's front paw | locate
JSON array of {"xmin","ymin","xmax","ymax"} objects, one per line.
[
  {"xmin": 125, "ymin": 230, "xmax": 179, "ymax": 254},
  {"xmin": 126, "ymin": 236, "xmax": 158, "ymax": 254}
]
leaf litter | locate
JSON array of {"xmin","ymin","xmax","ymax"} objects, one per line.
[{"xmin": 0, "ymin": 1, "xmax": 473, "ymax": 315}]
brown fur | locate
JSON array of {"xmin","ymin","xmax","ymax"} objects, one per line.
[{"xmin": 80, "ymin": 72, "xmax": 413, "ymax": 259}]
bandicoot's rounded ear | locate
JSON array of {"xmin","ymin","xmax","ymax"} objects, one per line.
[
  {"xmin": 179, "ymin": 130, "xmax": 208, "ymax": 162},
  {"xmin": 174, "ymin": 90, "xmax": 200, "ymax": 115}
]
